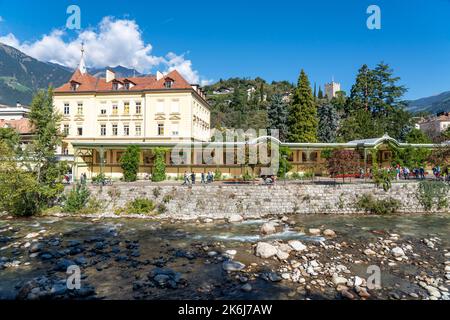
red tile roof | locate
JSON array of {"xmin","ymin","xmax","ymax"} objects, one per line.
[
  {"xmin": 54, "ymin": 69, "xmax": 192, "ymax": 93},
  {"xmin": 0, "ymin": 118, "xmax": 33, "ymax": 135}
]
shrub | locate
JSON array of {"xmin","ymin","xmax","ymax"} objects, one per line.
[
  {"xmin": 355, "ymin": 193, "xmax": 400, "ymax": 215},
  {"xmin": 92, "ymin": 173, "xmax": 106, "ymax": 183},
  {"xmin": 417, "ymin": 181, "xmax": 449, "ymax": 211},
  {"xmin": 242, "ymin": 171, "xmax": 253, "ymax": 181},
  {"xmin": 214, "ymin": 169, "xmax": 223, "ymax": 181},
  {"xmin": 290, "ymin": 172, "xmax": 302, "ymax": 180},
  {"xmin": 63, "ymin": 184, "xmax": 91, "ymax": 213},
  {"xmin": 372, "ymin": 168, "xmax": 395, "ymax": 192},
  {"xmin": 153, "ymin": 187, "xmax": 162, "ymax": 198},
  {"xmin": 156, "ymin": 203, "xmax": 167, "ymax": 214},
  {"xmin": 120, "ymin": 145, "xmax": 141, "ymax": 182},
  {"xmin": 123, "ymin": 198, "xmax": 155, "ymax": 214},
  {"xmin": 152, "ymin": 148, "xmax": 167, "ymax": 182},
  {"xmin": 326, "ymin": 149, "xmax": 360, "ymax": 182},
  {"xmin": 162, "ymin": 194, "xmax": 173, "ymax": 203}
]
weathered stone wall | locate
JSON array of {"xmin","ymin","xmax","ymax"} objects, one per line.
[{"xmin": 83, "ymin": 182, "xmax": 449, "ymax": 220}]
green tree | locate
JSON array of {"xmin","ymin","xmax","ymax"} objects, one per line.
[
  {"xmin": 317, "ymin": 103, "xmax": 339, "ymax": 142},
  {"xmin": 287, "ymin": 70, "xmax": 318, "ymax": 142},
  {"xmin": 152, "ymin": 148, "xmax": 168, "ymax": 182},
  {"xmin": 346, "ymin": 64, "xmax": 374, "ymax": 114},
  {"xmin": 277, "ymin": 146, "xmax": 293, "ymax": 177},
  {"xmin": 318, "ymin": 86, "xmax": 324, "ymax": 100},
  {"xmin": 0, "ymin": 127, "xmax": 20, "ymax": 151},
  {"xmin": 267, "ymin": 93, "xmax": 288, "ymax": 141},
  {"xmin": 0, "ymin": 141, "xmax": 40, "ymax": 216},
  {"xmin": 120, "ymin": 145, "xmax": 141, "ymax": 182},
  {"xmin": 27, "ymin": 88, "xmax": 66, "ymax": 210}
]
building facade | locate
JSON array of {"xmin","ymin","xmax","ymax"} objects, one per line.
[
  {"xmin": 53, "ymin": 51, "xmax": 211, "ymax": 177},
  {"xmin": 419, "ymin": 112, "xmax": 450, "ymax": 139},
  {"xmin": 0, "ymin": 103, "xmax": 30, "ymax": 120}
]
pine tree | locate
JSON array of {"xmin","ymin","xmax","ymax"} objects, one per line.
[
  {"xmin": 287, "ymin": 70, "xmax": 318, "ymax": 142},
  {"xmin": 346, "ymin": 64, "xmax": 374, "ymax": 114},
  {"xmin": 318, "ymin": 86, "xmax": 324, "ymax": 100},
  {"xmin": 317, "ymin": 103, "xmax": 339, "ymax": 142},
  {"xmin": 267, "ymin": 93, "xmax": 288, "ymax": 141}
]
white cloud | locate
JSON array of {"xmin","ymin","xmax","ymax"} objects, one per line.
[{"xmin": 0, "ymin": 16, "xmax": 209, "ymax": 84}]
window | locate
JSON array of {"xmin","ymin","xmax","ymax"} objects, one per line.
[
  {"xmin": 77, "ymin": 103, "xmax": 83, "ymax": 115},
  {"xmin": 135, "ymin": 102, "xmax": 142, "ymax": 114},
  {"xmin": 77, "ymin": 127, "xmax": 83, "ymax": 136},
  {"xmin": 100, "ymin": 124, "xmax": 106, "ymax": 136},
  {"xmin": 172, "ymin": 123, "xmax": 179, "ymax": 136},
  {"xmin": 63, "ymin": 124, "xmax": 69, "ymax": 136},
  {"xmin": 124, "ymin": 82, "xmax": 130, "ymax": 90},
  {"xmin": 124, "ymin": 124, "xmax": 130, "ymax": 136},
  {"xmin": 64, "ymin": 103, "xmax": 70, "ymax": 115},
  {"xmin": 100, "ymin": 108, "xmax": 107, "ymax": 115},
  {"xmin": 135, "ymin": 125, "xmax": 142, "ymax": 136},
  {"xmin": 112, "ymin": 124, "xmax": 118, "ymax": 136},
  {"xmin": 164, "ymin": 80, "xmax": 173, "ymax": 88},
  {"xmin": 156, "ymin": 100, "xmax": 164, "ymax": 113},
  {"xmin": 158, "ymin": 123, "xmax": 164, "ymax": 136},
  {"xmin": 112, "ymin": 104, "xmax": 118, "ymax": 115},
  {"xmin": 70, "ymin": 83, "xmax": 78, "ymax": 91},
  {"xmin": 112, "ymin": 82, "xmax": 119, "ymax": 90},
  {"xmin": 124, "ymin": 102, "xmax": 130, "ymax": 115},
  {"xmin": 171, "ymin": 100, "xmax": 180, "ymax": 113}
]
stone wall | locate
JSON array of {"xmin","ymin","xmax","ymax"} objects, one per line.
[{"xmin": 83, "ymin": 182, "xmax": 450, "ymax": 220}]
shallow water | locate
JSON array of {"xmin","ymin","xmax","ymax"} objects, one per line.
[{"xmin": 0, "ymin": 213, "xmax": 449, "ymax": 300}]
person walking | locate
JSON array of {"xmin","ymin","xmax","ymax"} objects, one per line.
[
  {"xmin": 182, "ymin": 171, "xmax": 189, "ymax": 185},
  {"xmin": 201, "ymin": 172, "xmax": 206, "ymax": 184},
  {"xmin": 191, "ymin": 172, "xmax": 196, "ymax": 184}
]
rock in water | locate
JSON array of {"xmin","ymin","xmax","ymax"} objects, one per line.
[
  {"xmin": 255, "ymin": 242, "xmax": 278, "ymax": 259},
  {"xmin": 288, "ymin": 240, "xmax": 307, "ymax": 252},
  {"xmin": 323, "ymin": 229, "xmax": 336, "ymax": 237},
  {"xmin": 260, "ymin": 222, "xmax": 277, "ymax": 235},
  {"xmin": 241, "ymin": 283, "xmax": 252, "ymax": 292},
  {"xmin": 222, "ymin": 260, "xmax": 246, "ymax": 272},
  {"xmin": 332, "ymin": 274, "xmax": 348, "ymax": 286},
  {"xmin": 228, "ymin": 215, "xmax": 243, "ymax": 223},
  {"xmin": 309, "ymin": 228, "xmax": 321, "ymax": 236}
]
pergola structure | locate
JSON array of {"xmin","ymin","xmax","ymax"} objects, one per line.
[{"xmin": 65, "ymin": 134, "xmax": 442, "ymax": 181}]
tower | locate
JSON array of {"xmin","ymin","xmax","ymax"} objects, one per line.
[
  {"xmin": 78, "ymin": 42, "xmax": 87, "ymax": 74},
  {"xmin": 324, "ymin": 78, "xmax": 340, "ymax": 99}
]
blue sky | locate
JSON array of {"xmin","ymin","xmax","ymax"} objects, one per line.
[{"xmin": 1, "ymin": 0, "xmax": 450, "ymax": 99}]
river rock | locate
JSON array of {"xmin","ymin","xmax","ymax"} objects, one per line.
[
  {"xmin": 340, "ymin": 289, "xmax": 355, "ymax": 300},
  {"xmin": 391, "ymin": 247, "xmax": 405, "ymax": 257},
  {"xmin": 255, "ymin": 242, "xmax": 278, "ymax": 259},
  {"xmin": 276, "ymin": 249, "xmax": 289, "ymax": 260},
  {"xmin": 241, "ymin": 283, "xmax": 252, "ymax": 292},
  {"xmin": 323, "ymin": 229, "xmax": 336, "ymax": 237},
  {"xmin": 222, "ymin": 260, "xmax": 246, "ymax": 272},
  {"xmin": 364, "ymin": 248, "xmax": 376, "ymax": 256},
  {"xmin": 228, "ymin": 215, "xmax": 243, "ymax": 223},
  {"xmin": 29, "ymin": 242, "xmax": 44, "ymax": 253},
  {"xmin": 426, "ymin": 286, "xmax": 441, "ymax": 298},
  {"xmin": 25, "ymin": 232, "xmax": 40, "ymax": 239},
  {"xmin": 260, "ymin": 222, "xmax": 277, "ymax": 235},
  {"xmin": 309, "ymin": 228, "xmax": 321, "ymax": 236},
  {"xmin": 288, "ymin": 240, "xmax": 307, "ymax": 252},
  {"xmin": 445, "ymin": 265, "xmax": 450, "ymax": 272},
  {"xmin": 332, "ymin": 274, "xmax": 348, "ymax": 286}
]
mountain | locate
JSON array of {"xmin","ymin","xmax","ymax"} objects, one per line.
[
  {"xmin": 88, "ymin": 65, "xmax": 143, "ymax": 78},
  {"xmin": 0, "ymin": 42, "xmax": 72, "ymax": 105},
  {"xmin": 406, "ymin": 91, "xmax": 450, "ymax": 115}
]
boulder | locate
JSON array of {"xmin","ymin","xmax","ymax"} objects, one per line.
[
  {"xmin": 260, "ymin": 222, "xmax": 277, "ymax": 235},
  {"xmin": 288, "ymin": 240, "xmax": 307, "ymax": 252},
  {"xmin": 309, "ymin": 228, "xmax": 321, "ymax": 236},
  {"xmin": 391, "ymin": 247, "xmax": 405, "ymax": 257},
  {"xmin": 222, "ymin": 260, "xmax": 246, "ymax": 272},
  {"xmin": 323, "ymin": 229, "xmax": 336, "ymax": 237},
  {"xmin": 228, "ymin": 215, "xmax": 244, "ymax": 223},
  {"xmin": 255, "ymin": 242, "xmax": 278, "ymax": 259}
]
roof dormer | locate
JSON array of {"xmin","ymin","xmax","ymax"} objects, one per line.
[{"xmin": 164, "ymin": 77, "xmax": 174, "ymax": 89}]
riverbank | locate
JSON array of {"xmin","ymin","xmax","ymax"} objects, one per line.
[
  {"xmin": 52, "ymin": 181, "xmax": 450, "ymax": 220},
  {"xmin": 0, "ymin": 214, "xmax": 449, "ymax": 300}
]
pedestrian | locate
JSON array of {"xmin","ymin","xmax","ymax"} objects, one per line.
[
  {"xmin": 419, "ymin": 167, "xmax": 425, "ymax": 180},
  {"xmin": 191, "ymin": 172, "xmax": 196, "ymax": 184},
  {"xmin": 201, "ymin": 172, "xmax": 206, "ymax": 184},
  {"xmin": 182, "ymin": 171, "xmax": 189, "ymax": 185}
]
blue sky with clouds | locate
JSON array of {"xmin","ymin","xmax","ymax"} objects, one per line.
[{"xmin": 1, "ymin": 0, "xmax": 450, "ymax": 99}]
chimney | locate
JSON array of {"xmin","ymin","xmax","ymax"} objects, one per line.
[
  {"xmin": 106, "ymin": 69, "xmax": 116, "ymax": 83},
  {"xmin": 156, "ymin": 71, "xmax": 164, "ymax": 81}
]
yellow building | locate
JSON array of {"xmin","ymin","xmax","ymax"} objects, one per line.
[{"xmin": 54, "ymin": 50, "xmax": 211, "ymax": 179}]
